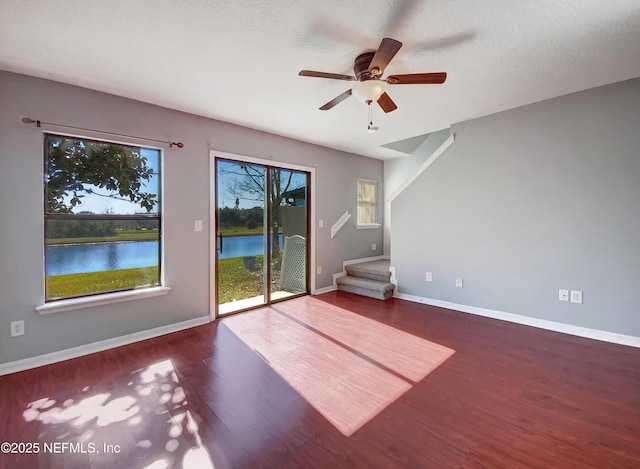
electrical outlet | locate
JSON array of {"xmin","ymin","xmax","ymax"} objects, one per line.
[
  {"xmin": 371, "ymin": 243, "xmax": 376, "ymax": 251},
  {"xmin": 318, "ymin": 219, "xmax": 324, "ymax": 228},
  {"xmin": 559, "ymin": 289, "xmax": 569, "ymax": 301},
  {"xmin": 11, "ymin": 320, "xmax": 25, "ymax": 337},
  {"xmin": 317, "ymin": 266, "xmax": 322, "ymax": 275},
  {"xmin": 571, "ymin": 290, "xmax": 583, "ymax": 304},
  {"xmin": 425, "ymin": 272, "xmax": 432, "ymax": 282},
  {"xmin": 455, "ymin": 278, "xmax": 463, "ymax": 288}
]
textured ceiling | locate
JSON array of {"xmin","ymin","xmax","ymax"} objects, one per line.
[{"xmin": 1, "ymin": 0, "xmax": 639, "ymax": 160}]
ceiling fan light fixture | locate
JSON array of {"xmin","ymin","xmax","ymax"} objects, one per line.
[{"xmin": 352, "ymin": 80, "xmax": 386, "ymax": 104}]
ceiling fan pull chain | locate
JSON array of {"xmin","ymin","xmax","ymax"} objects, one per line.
[{"xmin": 367, "ymin": 101, "xmax": 378, "ymax": 133}]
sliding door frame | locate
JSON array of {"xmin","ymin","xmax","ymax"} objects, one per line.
[{"xmin": 209, "ymin": 150, "xmax": 316, "ymax": 320}]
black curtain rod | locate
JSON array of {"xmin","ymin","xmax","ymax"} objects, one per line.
[{"xmin": 21, "ymin": 117, "xmax": 184, "ymax": 148}]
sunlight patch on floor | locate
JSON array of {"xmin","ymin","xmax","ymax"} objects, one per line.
[
  {"xmin": 276, "ymin": 296, "xmax": 455, "ymax": 382},
  {"xmin": 222, "ymin": 298, "xmax": 455, "ymax": 436},
  {"xmin": 218, "ymin": 290, "xmax": 294, "ymax": 315},
  {"xmin": 23, "ymin": 359, "xmax": 216, "ymax": 468}
]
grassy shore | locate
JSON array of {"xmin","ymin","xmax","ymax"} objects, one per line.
[
  {"xmin": 47, "ymin": 224, "xmax": 269, "ymax": 300},
  {"xmin": 47, "ymin": 256, "xmax": 263, "ymax": 301},
  {"xmin": 217, "ymin": 256, "xmax": 263, "ymax": 304},
  {"xmin": 47, "ymin": 226, "xmax": 273, "ymax": 245},
  {"xmin": 219, "ymin": 226, "xmax": 265, "ymax": 237},
  {"xmin": 47, "ymin": 229, "xmax": 158, "ymax": 245},
  {"xmin": 48, "ymin": 266, "xmax": 159, "ymax": 298}
]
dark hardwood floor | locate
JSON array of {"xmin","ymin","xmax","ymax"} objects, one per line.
[{"xmin": 1, "ymin": 292, "xmax": 639, "ymax": 468}]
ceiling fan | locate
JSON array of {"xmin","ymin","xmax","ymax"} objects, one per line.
[{"xmin": 299, "ymin": 38, "xmax": 447, "ymax": 115}]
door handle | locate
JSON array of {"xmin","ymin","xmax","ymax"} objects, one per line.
[{"xmin": 217, "ymin": 233, "xmax": 223, "ymax": 253}]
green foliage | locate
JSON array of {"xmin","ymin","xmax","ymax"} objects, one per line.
[
  {"xmin": 218, "ymin": 206, "xmax": 264, "ymax": 230},
  {"xmin": 47, "ymin": 218, "xmax": 117, "ymax": 239},
  {"xmin": 46, "ymin": 135, "xmax": 157, "ymax": 213},
  {"xmin": 47, "ymin": 219, "xmax": 158, "ymax": 241},
  {"xmin": 47, "ymin": 266, "xmax": 159, "ymax": 299}
]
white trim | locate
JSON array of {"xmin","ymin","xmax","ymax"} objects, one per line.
[
  {"xmin": 357, "ymin": 178, "xmax": 378, "ymax": 226},
  {"xmin": 389, "ymin": 265, "xmax": 397, "ymax": 290},
  {"xmin": 43, "ymin": 129, "xmax": 165, "ymax": 152},
  {"xmin": 313, "ymin": 285, "xmax": 337, "ymax": 295},
  {"xmin": 208, "ymin": 150, "xmax": 316, "ymax": 319},
  {"xmin": 36, "ymin": 286, "xmax": 171, "ymax": 315},
  {"xmin": 209, "ymin": 155, "xmax": 217, "ymax": 321},
  {"xmin": 331, "ymin": 211, "xmax": 351, "ymax": 238},
  {"xmin": 356, "ymin": 223, "xmax": 381, "ymax": 230},
  {"xmin": 210, "ymin": 150, "xmax": 316, "ymax": 174},
  {"xmin": 386, "ymin": 133, "xmax": 455, "ymax": 203},
  {"xmin": 41, "ymin": 132, "xmax": 168, "ymax": 312},
  {"xmin": 396, "ymin": 293, "xmax": 640, "ymax": 349},
  {"xmin": 0, "ymin": 315, "xmax": 210, "ymax": 376}
]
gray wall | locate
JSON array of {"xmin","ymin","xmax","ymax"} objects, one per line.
[
  {"xmin": 0, "ymin": 71, "xmax": 383, "ymax": 364},
  {"xmin": 383, "ymin": 129, "xmax": 451, "ymax": 255},
  {"xmin": 389, "ymin": 78, "xmax": 640, "ymax": 337}
]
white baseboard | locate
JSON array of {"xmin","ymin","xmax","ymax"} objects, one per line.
[
  {"xmin": 0, "ymin": 316, "xmax": 211, "ymax": 376},
  {"xmin": 397, "ymin": 293, "xmax": 640, "ymax": 349},
  {"xmin": 313, "ymin": 285, "xmax": 337, "ymax": 295}
]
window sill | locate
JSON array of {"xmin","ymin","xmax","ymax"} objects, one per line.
[
  {"xmin": 356, "ymin": 223, "xmax": 381, "ymax": 230},
  {"xmin": 36, "ymin": 286, "xmax": 171, "ymax": 315}
]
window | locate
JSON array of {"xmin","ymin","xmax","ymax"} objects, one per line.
[
  {"xmin": 357, "ymin": 179, "xmax": 379, "ymax": 227},
  {"xmin": 44, "ymin": 134, "xmax": 162, "ymax": 301}
]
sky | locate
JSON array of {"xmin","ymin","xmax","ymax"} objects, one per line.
[
  {"xmin": 62, "ymin": 154, "xmax": 307, "ymax": 214},
  {"xmin": 217, "ymin": 160, "xmax": 307, "ymax": 210}
]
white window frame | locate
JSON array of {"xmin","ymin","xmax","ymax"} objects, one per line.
[
  {"xmin": 357, "ymin": 179, "xmax": 380, "ymax": 229},
  {"xmin": 37, "ymin": 132, "xmax": 169, "ymax": 314}
]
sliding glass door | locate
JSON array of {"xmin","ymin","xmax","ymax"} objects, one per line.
[
  {"xmin": 269, "ymin": 167, "xmax": 309, "ymax": 302},
  {"xmin": 215, "ymin": 158, "xmax": 309, "ymax": 316}
]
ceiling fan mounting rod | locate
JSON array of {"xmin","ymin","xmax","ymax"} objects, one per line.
[{"xmin": 354, "ymin": 52, "xmax": 376, "ymax": 81}]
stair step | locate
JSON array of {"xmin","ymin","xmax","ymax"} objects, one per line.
[
  {"xmin": 336, "ymin": 275, "xmax": 394, "ymax": 300},
  {"xmin": 345, "ymin": 260, "xmax": 391, "ymax": 282}
]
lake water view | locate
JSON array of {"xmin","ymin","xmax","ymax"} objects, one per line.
[{"xmin": 47, "ymin": 234, "xmax": 281, "ymax": 275}]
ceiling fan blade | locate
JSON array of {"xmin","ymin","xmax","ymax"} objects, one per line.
[
  {"xmin": 299, "ymin": 70, "xmax": 356, "ymax": 81},
  {"xmin": 377, "ymin": 92, "xmax": 397, "ymax": 113},
  {"xmin": 368, "ymin": 38, "xmax": 403, "ymax": 76},
  {"xmin": 386, "ymin": 72, "xmax": 447, "ymax": 85},
  {"xmin": 319, "ymin": 89, "xmax": 353, "ymax": 110}
]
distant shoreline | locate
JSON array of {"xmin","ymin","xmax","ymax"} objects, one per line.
[{"xmin": 47, "ymin": 226, "xmax": 276, "ymax": 245}]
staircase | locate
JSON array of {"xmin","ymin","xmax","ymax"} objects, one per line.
[{"xmin": 336, "ymin": 259, "xmax": 395, "ymax": 300}]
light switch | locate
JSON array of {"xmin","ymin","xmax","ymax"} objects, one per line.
[{"xmin": 194, "ymin": 220, "xmax": 203, "ymax": 232}]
